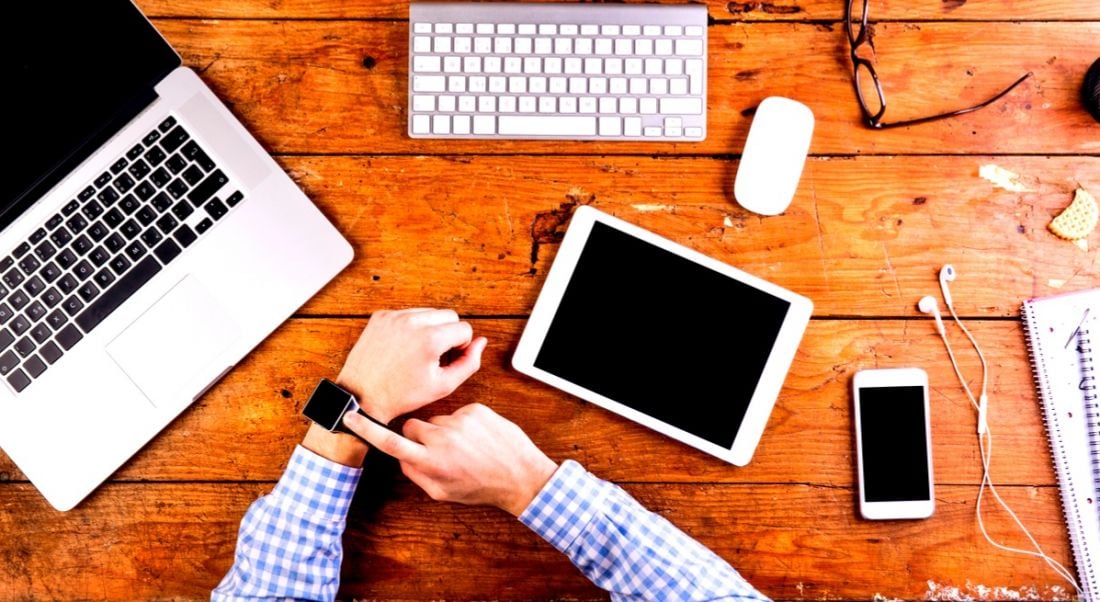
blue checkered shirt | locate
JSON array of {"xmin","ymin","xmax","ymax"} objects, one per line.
[{"xmin": 213, "ymin": 450, "xmax": 768, "ymax": 601}]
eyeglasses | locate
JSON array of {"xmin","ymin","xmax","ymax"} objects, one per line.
[{"xmin": 845, "ymin": 0, "xmax": 1031, "ymax": 129}]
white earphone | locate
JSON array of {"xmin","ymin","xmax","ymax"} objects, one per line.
[{"xmin": 918, "ymin": 264, "xmax": 1080, "ymax": 594}]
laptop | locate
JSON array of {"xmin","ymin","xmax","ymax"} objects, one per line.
[{"xmin": 0, "ymin": 2, "xmax": 353, "ymax": 510}]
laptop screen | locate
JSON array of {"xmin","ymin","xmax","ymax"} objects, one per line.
[{"xmin": 2, "ymin": 2, "xmax": 179, "ymax": 230}]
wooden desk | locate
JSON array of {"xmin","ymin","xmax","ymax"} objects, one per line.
[{"xmin": 1, "ymin": 1, "xmax": 1097, "ymax": 599}]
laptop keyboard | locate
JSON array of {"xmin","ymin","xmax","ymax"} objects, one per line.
[{"xmin": 0, "ymin": 115, "xmax": 245, "ymax": 393}]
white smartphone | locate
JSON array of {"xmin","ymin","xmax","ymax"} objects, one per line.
[{"xmin": 852, "ymin": 368, "xmax": 935, "ymax": 520}]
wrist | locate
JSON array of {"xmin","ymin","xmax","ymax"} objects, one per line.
[
  {"xmin": 302, "ymin": 423, "xmax": 369, "ymax": 467},
  {"xmin": 334, "ymin": 374, "xmax": 395, "ymax": 424},
  {"xmin": 503, "ymin": 454, "xmax": 559, "ymax": 517}
]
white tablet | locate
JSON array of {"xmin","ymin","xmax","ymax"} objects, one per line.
[{"xmin": 513, "ymin": 206, "xmax": 813, "ymax": 465}]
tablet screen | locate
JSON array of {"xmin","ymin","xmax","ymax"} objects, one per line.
[{"xmin": 534, "ymin": 222, "xmax": 791, "ymax": 448}]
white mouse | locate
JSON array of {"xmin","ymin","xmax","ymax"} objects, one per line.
[{"xmin": 734, "ymin": 97, "xmax": 815, "ymax": 216}]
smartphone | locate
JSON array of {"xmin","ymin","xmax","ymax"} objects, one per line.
[{"xmin": 852, "ymin": 368, "xmax": 935, "ymax": 520}]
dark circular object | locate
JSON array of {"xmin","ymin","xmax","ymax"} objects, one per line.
[{"xmin": 1084, "ymin": 58, "xmax": 1100, "ymax": 123}]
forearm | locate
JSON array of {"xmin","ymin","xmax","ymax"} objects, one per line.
[
  {"xmin": 521, "ymin": 461, "xmax": 769, "ymax": 602},
  {"xmin": 211, "ymin": 444, "xmax": 362, "ymax": 602}
]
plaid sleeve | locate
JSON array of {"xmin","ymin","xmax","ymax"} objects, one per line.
[
  {"xmin": 520, "ymin": 460, "xmax": 770, "ymax": 602},
  {"xmin": 211, "ymin": 445, "xmax": 362, "ymax": 602}
]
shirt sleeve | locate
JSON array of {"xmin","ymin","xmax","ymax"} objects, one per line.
[
  {"xmin": 519, "ymin": 460, "xmax": 770, "ymax": 602},
  {"xmin": 211, "ymin": 445, "xmax": 362, "ymax": 602}
]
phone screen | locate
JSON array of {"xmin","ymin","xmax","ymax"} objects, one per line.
[{"xmin": 858, "ymin": 385, "xmax": 931, "ymax": 502}]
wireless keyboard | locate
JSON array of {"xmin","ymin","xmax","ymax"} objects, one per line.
[{"xmin": 408, "ymin": 2, "xmax": 708, "ymax": 141}]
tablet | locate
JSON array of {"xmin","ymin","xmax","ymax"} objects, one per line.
[{"xmin": 513, "ymin": 206, "xmax": 813, "ymax": 465}]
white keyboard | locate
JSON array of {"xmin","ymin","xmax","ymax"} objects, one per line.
[{"xmin": 408, "ymin": 2, "xmax": 708, "ymax": 141}]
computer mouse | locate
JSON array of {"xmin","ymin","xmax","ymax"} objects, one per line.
[{"xmin": 734, "ymin": 97, "xmax": 815, "ymax": 216}]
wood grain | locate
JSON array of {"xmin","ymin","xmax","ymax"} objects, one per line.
[
  {"xmin": 268, "ymin": 155, "xmax": 1100, "ymax": 317},
  {"xmin": 151, "ymin": 20, "xmax": 1100, "ymax": 155},
  {"xmin": 0, "ymin": 319, "xmax": 1058, "ymax": 486},
  {"xmin": 0, "ymin": 481, "xmax": 1071, "ymax": 600},
  {"xmin": 136, "ymin": 0, "xmax": 1100, "ymax": 22}
]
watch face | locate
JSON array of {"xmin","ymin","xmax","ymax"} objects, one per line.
[{"xmin": 303, "ymin": 379, "xmax": 356, "ymax": 431}]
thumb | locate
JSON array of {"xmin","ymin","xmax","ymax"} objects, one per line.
[
  {"xmin": 343, "ymin": 412, "xmax": 427, "ymax": 464},
  {"xmin": 441, "ymin": 336, "xmax": 487, "ymax": 389}
]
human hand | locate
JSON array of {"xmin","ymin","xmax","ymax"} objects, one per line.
[
  {"xmin": 343, "ymin": 403, "xmax": 559, "ymax": 517},
  {"xmin": 336, "ymin": 308, "xmax": 488, "ymax": 424}
]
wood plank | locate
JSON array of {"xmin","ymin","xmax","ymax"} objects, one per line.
[
  {"xmin": 153, "ymin": 20, "xmax": 1100, "ymax": 155},
  {"xmin": 273, "ymin": 155, "xmax": 1099, "ymax": 316},
  {"xmin": 0, "ymin": 320, "xmax": 1058, "ymax": 486},
  {"xmin": 136, "ymin": 0, "xmax": 1100, "ymax": 21},
  {"xmin": 0, "ymin": 481, "xmax": 1072, "ymax": 600}
]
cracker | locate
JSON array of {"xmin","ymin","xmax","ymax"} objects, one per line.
[{"xmin": 1049, "ymin": 188, "xmax": 1098, "ymax": 240}]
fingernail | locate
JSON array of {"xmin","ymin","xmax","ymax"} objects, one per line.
[{"xmin": 343, "ymin": 411, "xmax": 362, "ymax": 426}]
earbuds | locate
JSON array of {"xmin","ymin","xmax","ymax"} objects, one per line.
[
  {"xmin": 918, "ymin": 295, "xmax": 946, "ymax": 336},
  {"xmin": 938, "ymin": 264, "xmax": 956, "ymax": 310}
]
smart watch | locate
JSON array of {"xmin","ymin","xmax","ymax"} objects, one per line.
[{"xmin": 302, "ymin": 378, "xmax": 389, "ymax": 437}]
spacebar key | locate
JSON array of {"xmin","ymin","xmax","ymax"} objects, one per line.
[
  {"xmin": 498, "ymin": 116, "xmax": 597, "ymax": 137},
  {"xmin": 75, "ymin": 256, "xmax": 162, "ymax": 333}
]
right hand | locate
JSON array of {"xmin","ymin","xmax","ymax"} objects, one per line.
[{"xmin": 343, "ymin": 403, "xmax": 559, "ymax": 517}]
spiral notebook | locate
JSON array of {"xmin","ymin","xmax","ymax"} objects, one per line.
[{"xmin": 1022, "ymin": 287, "xmax": 1100, "ymax": 600}]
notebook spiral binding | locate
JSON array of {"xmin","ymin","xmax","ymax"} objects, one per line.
[{"xmin": 1080, "ymin": 329, "xmax": 1097, "ymax": 402}]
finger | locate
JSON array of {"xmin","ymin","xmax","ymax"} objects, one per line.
[
  {"xmin": 410, "ymin": 308, "xmax": 460, "ymax": 327},
  {"xmin": 428, "ymin": 321, "xmax": 474, "ymax": 356},
  {"xmin": 440, "ymin": 336, "xmax": 487, "ymax": 388},
  {"xmin": 343, "ymin": 412, "xmax": 428, "ymax": 464},
  {"xmin": 401, "ymin": 417, "xmax": 437, "ymax": 442}
]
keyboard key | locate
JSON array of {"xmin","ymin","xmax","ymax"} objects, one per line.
[
  {"xmin": 97, "ymin": 187, "xmax": 121, "ymax": 206},
  {"xmin": 94, "ymin": 171, "xmax": 113, "ymax": 188},
  {"xmin": 142, "ymin": 130, "xmax": 161, "ymax": 146},
  {"xmin": 87, "ymin": 221, "xmax": 109, "ymax": 242},
  {"xmin": 42, "ymin": 288, "xmax": 62, "ymax": 308},
  {"xmin": 23, "ymin": 355, "xmax": 46, "ymax": 378},
  {"xmin": 89, "ymin": 246, "xmax": 110, "ymax": 267},
  {"xmin": 33, "ymin": 240, "xmax": 56, "ymax": 262},
  {"xmin": 173, "ymin": 224, "xmax": 198, "ymax": 248},
  {"xmin": 167, "ymin": 178, "xmax": 189, "ymax": 200},
  {"xmin": 76, "ymin": 256, "xmax": 161, "ymax": 333},
  {"xmin": 195, "ymin": 218, "xmax": 214, "ymax": 234},
  {"xmin": 188, "ymin": 170, "xmax": 228, "ymax": 207},
  {"xmin": 72, "ymin": 235, "xmax": 93, "ymax": 256},
  {"xmin": 126, "ymin": 144, "xmax": 145, "ymax": 161},
  {"xmin": 105, "ymin": 233, "xmax": 126, "ymax": 254},
  {"xmin": 23, "ymin": 276, "xmax": 44, "ymax": 297},
  {"xmin": 62, "ymin": 296, "xmax": 85, "ymax": 317},
  {"xmin": 144, "ymin": 146, "xmax": 167, "ymax": 167},
  {"xmin": 10, "ymin": 315, "xmax": 30, "ymax": 336},
  {"xmin": 13, "ymin": 242, "xmax": 30, "ymax": 259},
  {"xmin": 0, "ymin": 330, "xmax": 11, "ymax": 351},
  {"xmin": 156, "ymin": 214, "xmax": 178, "ymax": 235},
  {"xmin": 40, "ymin": 263, "xmax": 61, "ymax": 283},
  {"xmin": 103, "ymin": 208, "xmax": 124, "ymax": 228},
  {"xmin": 124, "ymin": 241, "xmax": 146, "ymax": 262},
  {"xmin": 111, "ymin": 158, "xmax": 129, "ymax": 175},
  {"xmin": 158, "ymin": 116, "xmax": 177, "ymax": 133},
  {"xmin": 6, "ymin": 368, "xmax": 30, "ymax": 392},
  {"xmin": 65, "ymin": 214, "xmax": 88, "ymax": 234},
  {"xmin": 150, "ymin": 168, "xmax": 172, "ymax": 188},
  {"xmin": 8, "ymin": 290, "xmax": 28, "ymax": 310},
  {"xmin": 63, "ymin": 199, "xmax": 81, "ymax": 215},
  {"xmin": 121, "ymin": 219, "xmax": 141, "ymax": 240},
  {"xmin": 205, "ymin": 197, "xmax": 229, "ymax": 221},
  {"xmin": 29, "ymin": 228, "xmax": 47, "ymax": 244},
  {"xmin": 109, "ymin": 255, "xmax": 132, "ymax": 275},
  {"xmin": 56, "ymin": 324, "xmax": 83, "ymax": 350},
  {"xmin": 0, "ymin": 304, "xmax": 12, "ymax": 324},
  {"xmin": 14, "ymin": 337, "xmax": 35, "ymax": 358},
  {"xmin": 140, "ymin": 228, "xmax": 163, "ymax": 247},
  {"xmin": 46, "ymin": 214, "xmax": 64, "ymax": 230},
  {"xmin": 46, "ymin": 309, "xmax": 67, "ymax": 330},
  {"xmin": 39, "ymin": 341, "xmax": 62, "ymax": 365},
  {"xmin": 0, "ymin": 350, "xmax": 19, "ymax": 375},
  {"xmin": 25, "ymin": 301, "xmax": 45, "ymax": 322},
  {"xmin": 0, "ymin": 258, "xmax": 11, "ymax": 272},
  {"xmin": 30, "ymin": 323, "xmax": 51, "ymax": 344},
  {"xmin": 182, "ymin": 141, "xmax": 217, "ymax": 172},
  {"xmin": 153, "ymin": 239, "xmax": 182, "ymax": 264},
  {"xmin": 73, "ymin": 260, "xmax": 94, "ymax": 281},
  {"xmin": 152, "ymin": 192, "xmax": 174, "ymax": 213},
  {"xmin": 165, "ymin": 154, "xmax": 187, "ymax": 175},
  {"xmin": 135, "ymin": 181, "xmax": 157, "ymax": 202},
  {"xmin": 498, "ymin": 115, "xmax": 597, "ymax": 136},
  {"xmin": 171, "ymin": 200, "xmax": 194, "ymax": 221},
  {"xmin": 182, "ymin": 165, "xmax": 205, "ymax": 186},
  {"xmin": 114, "ymin": 173, "xmax": 136, "ymax": 194},
  {"xmin": 3, "ymin": 269, "xmax": 25, "ymax": 289},
  {"xmin": 77, "ymin": 282, "xmax": 99, "ymax": 303},
  {"xmin": 160, "ymin": 126, "xmax": 190, "ymax": 153},
  {"xmin": 128, "ymin": 159, "xmax": 151, "ymax": 181},
  {"xmin": 136, "ymin": 206, "xmax": 157, "ymax": 226},
  {"xmin": 226, "ymin": 191, "xmax": 244, "ymax": 207},
  {"xmin": 18, "ymin": 255, "xmax": 39, "ymax": 275},
  {"xmin": 57, "ymin": 274, "xmax": 78, "ymax": 295},
  {"xmin": 93, "ymin": 268, "xmax": 115, "ymax": 289},
  {"xmin": 55, "ymin": 248, "xmax": 77, "ymax": 269}
]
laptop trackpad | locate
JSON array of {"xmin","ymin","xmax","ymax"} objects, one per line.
[{"xmin": 107, "ymin": 276, "xmax": 240, "ymax": 407}]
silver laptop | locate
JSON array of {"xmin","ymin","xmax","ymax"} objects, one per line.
[{"xmin": 0, "ymin": 2, "xmax": 352, "ymax": 510}]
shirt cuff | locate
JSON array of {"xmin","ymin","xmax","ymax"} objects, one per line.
[
  {"xmin": 518, "ymin": 459, "xmax": 611, "ymax": 555},
  {"xmin": 269, "ymin": 444, "xmax": 363, "ymax": 523}
]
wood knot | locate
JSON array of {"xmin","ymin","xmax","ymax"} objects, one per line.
[{"xmin": 361, "ymin": 56, "xmax": 377, "ymax": 70}]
